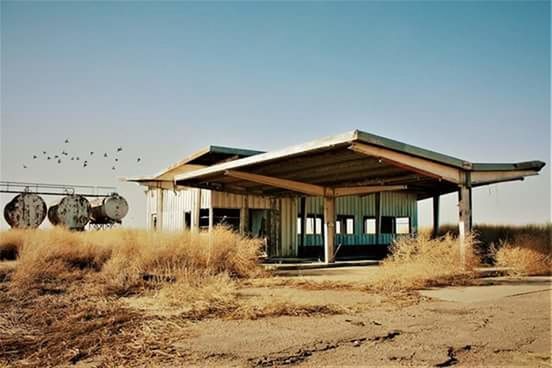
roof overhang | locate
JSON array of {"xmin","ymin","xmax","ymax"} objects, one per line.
[
  {"xmin": 174, "ymin": 130, "xmax": 545, "ymax": 200},
  {"xmin": 124, "ymin": 145, "xmax": 264, "ymax": 187}
]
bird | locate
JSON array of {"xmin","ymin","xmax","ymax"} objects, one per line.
[
  {"xmin": 65, "ymin": 139, "xmax": 69, "ymax": 144},
  {"xmin": 47, "ymin": 156, "xmax": 51, "ymax": 160},
  {"xmin": 104, "ymin": 153, "xmax": 108, "ymax": 158},
  {"xmin": 54, "ymin": 155, "xmax": 59, "ymax": 159},
  {"xmin": 71, "ymin": 157, "xmax": 74, "ymax": 161},
  {"xmin": 23, "ymin": 165, "xmax": 27, "ymax": 169},
  {"xmin": 42, "ymin": 151, "xmax": 47, "ymax": 155},
  {"xmin": 116, "ymin": 147, "xmax": 123, "ymax": 152},
  {"xmin": 137, "ymin": 158, "xmax": 141, "ymax": 163},
  {"xmin": 62, "ymin": 151, "xmax": 68, "ymax": 156},
  {"xmin": 90, "ymin": 151, "xmax": 94, "ymax": 155},
  {"xmin": 76, "ymin": 157, "xmax": 80, "ymax": 161},
  {"xmin": 57, "ymin": 159, "xmax": 61, "ymax": 164},
  {"xmin": 114, "ymin": 158, "xmax": 119, "ymax": 162},
  {"xmin": 112, "ymin": 166, "xmax": 116, "ymax": 170},
  {"xmin": 83, "ymin": 162, "xmax": 87, "ymax": 168},
  {"xmin": 32, "ymin": 155, "xmax": 37, "ymax": 159}
]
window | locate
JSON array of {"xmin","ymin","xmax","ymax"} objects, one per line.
[
  {"xmin": 303, "ymin": 214, "xmax": 323, "ymax": 235},
  {"xmin": 364, "ymin": 217, "xmax": 376, "ymax": 234},
  {"xmin": 381, "ymin": 216, "xmax": 394, "ymax": 234},
  {"xmin": 336, "ymin": 215, "xmax": 355, "ymax": 234},
  {"xmin": 395, "ymin": 217, "xmax": 410, "ymax": 234}
]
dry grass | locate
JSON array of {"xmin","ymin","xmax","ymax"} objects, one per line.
[
  {"xmin": 435, "ymin": 223, "xmax": 551, "ymax": 275},
  {"xmin": 6, "ymin": 226, "xmax": 262, "ymax": 293},
  {"xmin": 0, "ymin": 226, "xmax": 265, "ymax": 366},
  {"xmin": 370, "ymin": 233, "xmax": 479, "ymax": 292},
  {"xmin": 0, "ymin": 229, "xmax": 29, "ymax": 260},
  {"xmin": 495, "ymin": 232, "xmax": 551, "ymax": 276}
]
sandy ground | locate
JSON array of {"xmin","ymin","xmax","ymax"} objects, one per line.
[{"xmin": 162, "ymin": 276, "xmax": 551, "ymax": 367}]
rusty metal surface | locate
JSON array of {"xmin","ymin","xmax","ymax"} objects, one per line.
[
  {"xmin": 48, "ymin": 195, "xmax": 91, "ymax": 230},
  {"xmin": 3, "ymin": 193, "xmax": 47, "ymax": 229},
  {"xmin": 90, "ymin": 193, "xmax": 129, "ymax": 223}
]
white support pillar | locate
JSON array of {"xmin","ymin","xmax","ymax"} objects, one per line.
[
  {"xmin": 208, "ymin": 191, "xmax": 214, "ymax": 233},
  {"xmin": 323, "ymin": 196, "xmax": 336, "ymax": 264},
  {"xmin": 192, "ymin": 188, "xmax": 201, "ymax": 233},
  {"xmin": 458, "ymin": 179, "xmax": 472, "ymax": 266}
]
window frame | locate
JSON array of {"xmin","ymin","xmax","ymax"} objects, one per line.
[
  {"xmin": 363, "ymin": 216, "xmax": 377, "ymax": 235},
  {"xmin": 395, "ymin": 216, "xmax": 411, "ymax": 235}
]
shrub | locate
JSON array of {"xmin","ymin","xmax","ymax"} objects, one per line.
[{"xmin": 495, "ymin": 232, "xmax": 551, "ymax": 276}]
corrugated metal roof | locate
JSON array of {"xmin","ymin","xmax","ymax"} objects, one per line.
[{"xmin": 173, "ymin": 130, "xmax": 545, "ymax": 199}]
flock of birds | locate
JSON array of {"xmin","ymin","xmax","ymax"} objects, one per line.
[{"xmin": 22, "ymin": 138, "xmax": 142, "ymax": 171}]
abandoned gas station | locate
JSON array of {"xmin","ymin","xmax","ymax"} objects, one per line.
[{"xmin": 129, "ymin": 130, "xmax": 545, "ymax": 263}]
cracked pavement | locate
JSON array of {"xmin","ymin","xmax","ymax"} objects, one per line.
[{"xmin": 173, "ymin": 276, "xmax": 551, "ymax": 367}]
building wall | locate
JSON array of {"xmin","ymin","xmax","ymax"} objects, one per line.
[
  {"xmin": 145, "ymin": 188, "xmax": 417, "ymax": 258},
  {"xmin": 295, "ymin": 192, "xmax": 418, "ymax": 248},
  {"xmin": 145, "ymin": 188, "xmax": 274, "ymax": 231}
]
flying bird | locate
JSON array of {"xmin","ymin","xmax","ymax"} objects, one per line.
[
  {"xmin": 90, "ymin": 151, "xmax": 94, "ymax": 155},
  {"xmin": 32, "ymin": 155, "xmax": 37, "ymax": 159},
  {"xmin": 83, "ymin": 162, "xmax": 87, "ymax": 168},
  {"xmin": 112, "ymin": 166, "xmax": 116, "ymax": 170},
  {"xmin": 137, "ymin": 158, "xmax": 141, "ymax": 162},
  {"xmin": 54, "ymin": 155, "xmax": 59, "ymax": 159},
  {"xmin": 71, "ymin": 157, "xmax": 74, "ymax": 161},
  {"xmin": 47, "ymin": 156, "xmax": 51, "ymax": 160},
  {"xmin": 76, "ymin": 157, "xmax": 80, "ymax": 161},
  {"xmin": 114, "ymin": 158, "xmax": 119, "ymax": 162},
  {"xmin": 57, "ymin": 159, "xmax": 61, "ymax": 164},
  {"xmin": 62, "ymin": 151, "xmax": 68, "ymax": 156},
  {"xmin": 42, "ymin": 151, "xmax": 47, "ymax": 155},
  {"xmin": 65, "ymin": 139, "xmax": 69, "ymax": 144},
  {"xmin": 116, "ymin": 147, "xmax": 123, "ymax": 152},
  {"xmin": 23, "ymin": 165, "xmax": 27, "ymax": 169},
  {"xmin": 104, "ymin": 153, "xmax": 108, "ymax": 158}
]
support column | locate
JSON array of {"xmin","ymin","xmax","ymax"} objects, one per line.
[
  {"xmin": 323, "ymin": 196, "xmax": 336, "ymax": 264},
  {"xmin": 192, "ymin": 188, "xmax": 201, "ymax": 233},
  {"xmin": 208, "ymin": 192, "xmax": 214, "ymax": 233},
  {"xmin": 300, "ymin": 197, "xmax": 306, "ymax": 249},
  {"xmin": 432, "ymin": 195, "xmax": 440, "ymax": 238},
  {"xmin": 239, "ymin": 195, "xmax": 249, "ymax": 235},
  {"xmin": 458, "ymin": 173, "xmax": 472, "ymax": 266},
  {"xmin": 375, "ymin": 192, "xmax": 381, "ymax": 245}
]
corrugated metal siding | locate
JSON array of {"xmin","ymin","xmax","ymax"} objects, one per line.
[
  {"xmin": 212, "ymin": 192, "xmax": 272, "ymax": 209},
  {"xmin": 279, "ymin": 197, "xmax": 297, "ymax": 257},
  {"xmin": 297, "ymin": 192, "xmax": 417, "ymax": 247}
]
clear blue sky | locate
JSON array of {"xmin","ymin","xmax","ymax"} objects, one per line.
[{"xmin": 1, "ymin": 1, "xmax": 550, "ymax": 229}]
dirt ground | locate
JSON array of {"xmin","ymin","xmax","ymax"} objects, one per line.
[
  {"xmin": 1, "ymin": 261, "xmax": 550, "ymax": 367},
  {"xmin": 143, "ymin": 276, "xmax": 549, "ymax": 367}
]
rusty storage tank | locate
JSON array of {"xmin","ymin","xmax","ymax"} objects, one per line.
[
  {"xmin": 90, "ymin": 193, "xmax": 129, "ymax": 224},
  {"xmin": 3, "ymin": 193, "xmax": 47, "ymax": 229},
  {"xmin": 47, "ymin": 194, "xmax": 91, "ymax": 230}
]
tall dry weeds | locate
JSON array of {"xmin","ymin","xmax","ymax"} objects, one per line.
[
  {"xmin": 5, "ymin": 226, "xmax": 262, "ymax": 293},
  {"xmin": 495, "ymin": 231, "xmax": 551, "ymax": 276},
  {"xmin": 368, "ymin": 233, "xmax": 479, "ymax": 292}
]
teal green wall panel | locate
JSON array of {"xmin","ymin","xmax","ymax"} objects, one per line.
[{"xmin": 294, "ymin": 192, "xmax": 418, "ymax": 247}]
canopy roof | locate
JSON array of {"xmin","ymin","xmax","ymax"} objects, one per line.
[
  {"xmin": 125, "ymin": 145, "xmax": 264, "ymax": 188},
  {"xmin": 174, "ymin": 130, "xmax": 545, "ymax": 200}
]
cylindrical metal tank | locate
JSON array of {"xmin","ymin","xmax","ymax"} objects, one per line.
[
  {"xmin": 47, "ymin": 194, "xmax": 91, "ymax": 230},
  {"xmin": 90, "ymin": 193, "xmax": 128, "ymax": 224},
  {"xmin": 3, "ymin": 193, "xmax": 47, "ymax": 229}
]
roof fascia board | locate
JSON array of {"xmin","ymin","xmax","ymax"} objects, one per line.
[
  {"xmin": 355, "ymin": 130, "xmax": 471, "ymax": 169},
  {"xmin": 175, "ymin": 130, "xmax": 359, "ymax": 183}
]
